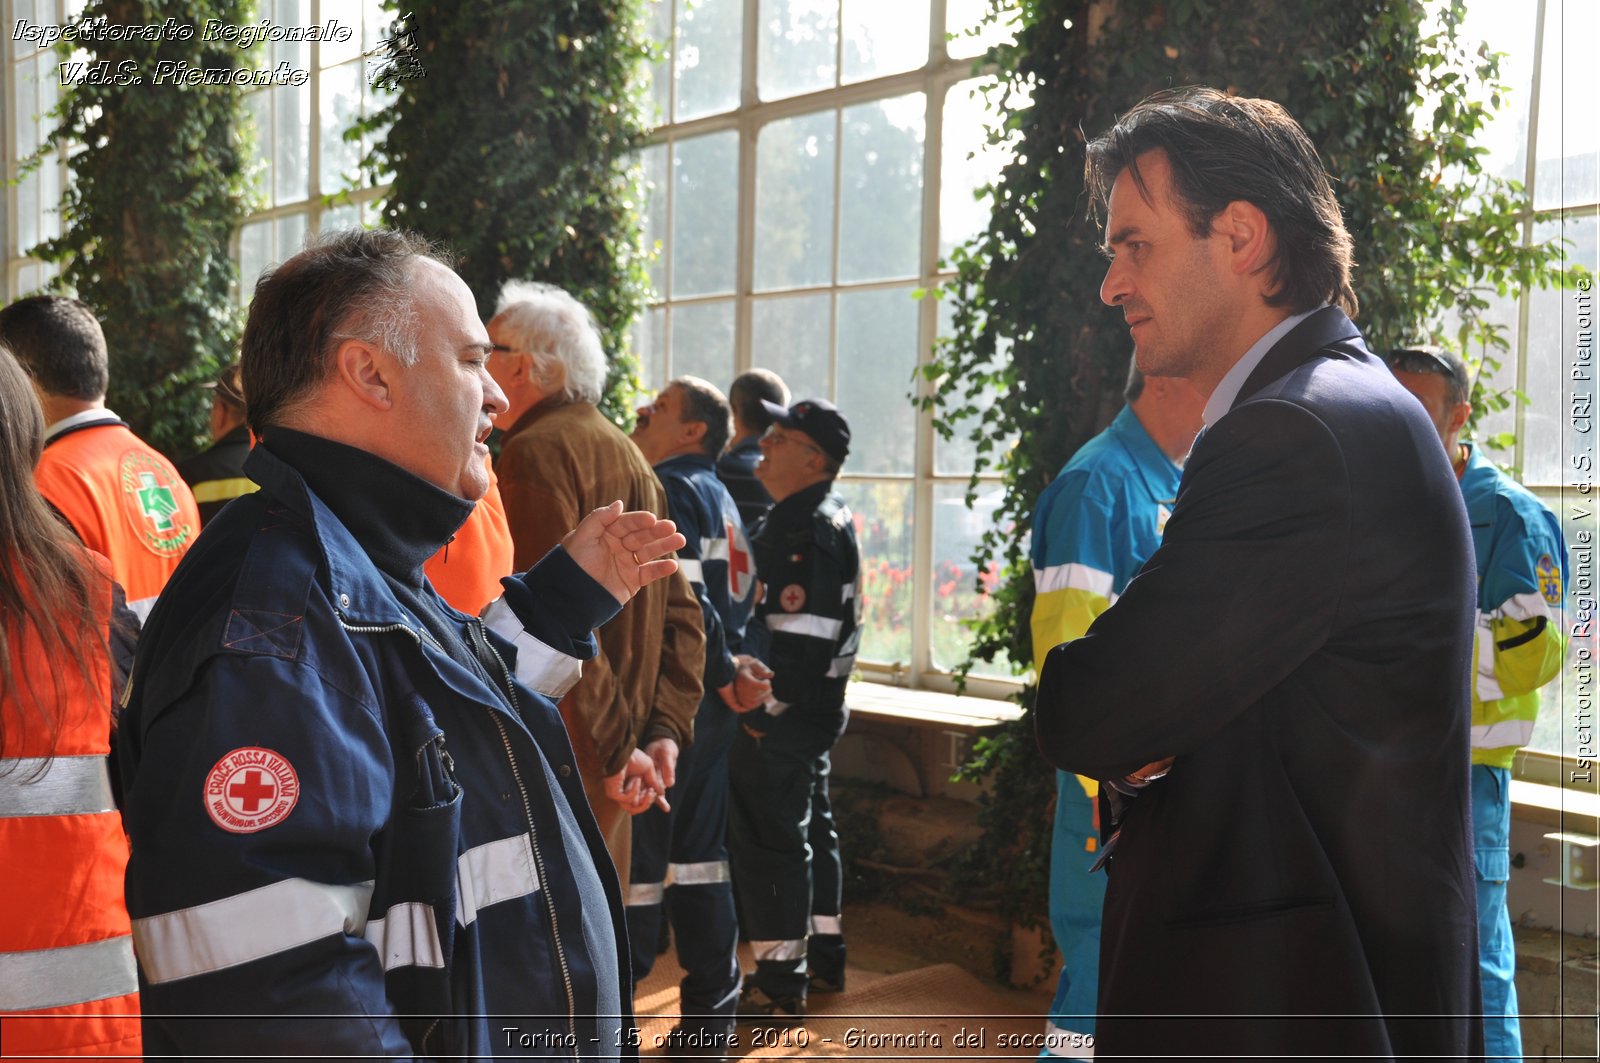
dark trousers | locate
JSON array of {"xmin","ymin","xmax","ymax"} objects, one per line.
[
  {"xmin": 727, "ymin": 715, "xmax": 845, "ymax": 999},
  {"xmin": 628, "ymin": 697, "xmax": 741, "ymax": 1022}
]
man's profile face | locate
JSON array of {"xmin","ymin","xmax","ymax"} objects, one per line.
[
  {"xmin": 755, "ymin": 425, "xmax": 822, "ymax": 501},
  {"xmin": 484, "ymin": 316, "xmax": 537, "ymax": 427},
  {"xmin": 630, "ymin": 384, "xmax": 689, "ymax": 465},
  {"xmin": 383, "ymin": 259, "xmax": 508, "ymax": 500},
  {"xmin": 1099, "ymin": 150, "xmax": 1233, "ymax": 381}
]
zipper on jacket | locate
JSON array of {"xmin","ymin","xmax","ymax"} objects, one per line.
[
  {"xmin": 471, "ymin": 618, "xmax": 580, "ymax": 1057},
  {"xmin": 340, "ymin": 612, "xmax": 581, "ymax": 1056}
]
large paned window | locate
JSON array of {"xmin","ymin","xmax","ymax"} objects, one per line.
[
  {"xmin": 1443, "ymin": 1, "xmax": 1597, "ymax": 766},
  {"xmin": 638, "ymin": 0, "xmax": 1600, "ymax": 729},
  {"xmin": 3, "ymin": 0, "xmax": 80, "ymax": 296},
  {"xmin": 235, "ymin": 0, "xmax": 394, "ymax": 300},
  {"xmin": 637, "ymin": 0, "xmax": 1021, "ymax": 692},
  {"xmin": 0, "ymin": 0, "xmax": 1592, "ymax": 735},
  {"xmin": 1, "ymin": 0, "xmax": 395, "ymax": 302}
]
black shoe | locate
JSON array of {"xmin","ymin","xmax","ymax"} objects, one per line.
[
  {"xmin": 807, "ymin": 969, "xmax": 845, "ymax": 994},
  {"xmin": 735, "ymin": 983, "xmax": 806, "ymax": 1023}
]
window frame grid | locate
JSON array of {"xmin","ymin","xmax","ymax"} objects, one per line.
[{"xmin": 640, "ymin": 0, "xmax": 1017, "ymax": 698}]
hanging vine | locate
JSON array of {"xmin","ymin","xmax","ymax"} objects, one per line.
[
  {"xmin": 29, "ymin": 0, "xmax": 255, "ymax": 457},
  {"xmin": 352, "ymin": 0, "xmax": 656, "ymax": 424}
]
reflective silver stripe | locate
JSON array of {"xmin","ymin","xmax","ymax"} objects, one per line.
[
  {"xmin": 1472, "ymin": 719, "xmax": 1536, "ymax": 749},
  {"xmin": 1042, "ymin": 1019, "xmax": 1096, "ymax": 1059},
  {"xmin": 0, "ymin": 934, "xmax": 137, "ymax": 1010},
  {"xmin": 676, "ymin": 558, "xmax": 705, "ymax": 584},
  {"xmin": 1474, "ymin": 616, "xmax": 1506, "ymax": 702},
  {"xmin": 701, "ymin": 537, "xmax": 729, "ymax": 562},
  {"xmin": 455, "ymin": 834, "xmax": 539, "ymax": 927},
  {"xmin": 363, "ymin": 901, "xmax": 444, "ymax": 971},
  {"xmin": 1498, "ymin": 591, "xmax": 1554, "ymax": 622},
  {"xmin": 670, "ymin": 860, "xmax": 730, "ymax": 886},
  {"xmin": 766, "ymin": 613, "xmax": 843, "ymax": 640},
  {"xmin": 751, "ymin": 938, "xmax": 805, "ymax": 962},
  {"xmin": 128, "ymin": 595, "xmax": 159, "ymax": 624},
  {"xmin": 133, "ymin": 878, "xmax": 374, "ymax": 985},
  {"xmin": 0, "ymin": 755, "xmax": 115, "ymax": 818},
  {"xmin": 1033, "ymin": 562, "xmax": 1116, "ymax": 599},
  {"xmin": 808, "ymin": 914, "xmax": 841, "ymax": 935},
  {"xmin": 841, "ymin": 580, "xmax": 856, "ymax": 603},
  {"xmin": 762, "ymin": 696, "xmax": 791, "ymax": 717},
  {"xmin": 626, "ymin": 861, "xmax": 729, "ymax": 907},
  {"xmin": 626, "ymin": 882, "xmax": 665, "ymax": 907},
  {"xmin": 826, "ymin": 654, "xmax": 857, "ymax": 679},
  {"xmin": 481, "ymin": 597, "xmax": 583, "ymax": 697}
]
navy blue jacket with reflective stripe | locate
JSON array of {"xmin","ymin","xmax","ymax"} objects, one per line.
[
  {"xmin": 119, "ymin": 441, "xmax": 636, "ymax": 1060},
  {"xmin": 656, "ymin": 453, "xmax": 756, "ymax": 690}
]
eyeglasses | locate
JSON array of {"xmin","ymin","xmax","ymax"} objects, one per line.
[{"xmin": 763, "ymin": 428, "xmax": 823, "ymax": 456}]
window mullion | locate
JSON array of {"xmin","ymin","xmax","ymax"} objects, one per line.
[{"xmin": 1513, "ymin": 0, "xmax": 1549, "ymax": 475}]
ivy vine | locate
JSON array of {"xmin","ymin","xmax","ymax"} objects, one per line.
[
  {"xmin": 928, "ymin": 0, "xmax": 1582, "ymax": 949},
  {"xmin": 352, "ymin": 0, "xmax": 656, "ymax": 424},
  {"xmin": 29, "ymin": 0, "xmax": 255, "ymax": 458}
]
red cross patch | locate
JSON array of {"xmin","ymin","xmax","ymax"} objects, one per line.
[
  {"xmin": 727, "ymin": 521, "xmax": 754, "ymax": 603},
  {"xmin": 779, "ymin": 584, "xmax": 806, "ymax": 612},
  {"xmin": 205, "ymin": 747, "xmax": 300, "ymax": 834}
]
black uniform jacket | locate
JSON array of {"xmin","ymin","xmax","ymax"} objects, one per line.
[{"xmin": 1036, "ymin": 308, "xmax": 1482, "ymax": 1060}]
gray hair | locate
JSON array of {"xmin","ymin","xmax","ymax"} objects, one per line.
[{"xmin": 493, "ymin": 281, "xmax": 607, "ymax": 405}]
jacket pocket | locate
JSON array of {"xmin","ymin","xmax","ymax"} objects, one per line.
[{"xmin": 1165, "ymin": 894, "xmax": 1333, "ymax": 930}]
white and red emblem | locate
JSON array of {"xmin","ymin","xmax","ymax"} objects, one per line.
[
  {"xmin": 205, "ymin": 747, "xmax": 300, "ymax": 834},
  {"xmin": 727, "ymin": 521, "xmax": 754, "ymax": 603},
  {"xmin": 779, "ymin": 584, "xmax": 806, "ymax": 612}
]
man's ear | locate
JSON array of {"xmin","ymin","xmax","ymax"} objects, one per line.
[
  {"xmin": 682, "ymin": 418, "xmax": 708, "ymax": 449},
  {"xmin": 333, "ymin": 338, "xmax": 393, "ymax": 411},
  {"xmin": 1216, "ymin": 199, "xmax": 1274, "ymax": 279},
  {"xmin": 1446, "ymin": 399, "xmax": 1472, "ymax": 439}
]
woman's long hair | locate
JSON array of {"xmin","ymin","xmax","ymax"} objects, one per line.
[{"xmin": 0, "ymin": 344, "xmax": 104, "ymax": 759}]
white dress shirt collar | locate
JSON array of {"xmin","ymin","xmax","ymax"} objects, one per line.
[{"xmin": 1201, "ymin": 308, "xmax": 1322, "ymax": 428}]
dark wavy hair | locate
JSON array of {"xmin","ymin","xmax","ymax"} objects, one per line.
[
  {"xmin": 1086, "ymin": 87, "xmax": 1357, "ymax": 317},
  {"xmin": 0, "ymin": 345, "xmax": 105, "ymax": 761}
]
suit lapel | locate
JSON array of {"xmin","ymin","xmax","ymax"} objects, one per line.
[{"xmin": 1232, "ymin": 307, "xmax": 1364, "ymax": 412}]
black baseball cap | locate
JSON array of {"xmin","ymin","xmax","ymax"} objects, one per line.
[{"xmin": 761, "ymin": 397, "xmax": 850, "ymax": 465}]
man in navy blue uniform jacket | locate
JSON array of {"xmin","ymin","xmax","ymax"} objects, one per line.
[
  {"xmin": 119, "ymin": 230, "xmax": 684, "ymax": 1059},
  {"xmin": 1035, "ymin": 88, "xmax": 1482, "ymax": 1059},
  {"xmin": 628, "ymin": 376, "xmax": 770, "ymax": 1058}
]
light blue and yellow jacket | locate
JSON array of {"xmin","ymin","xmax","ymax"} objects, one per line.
[
  {"xmin": 1031, "ymin": 406, "xmax": 1182, "ymax": 800},
  {"xmin": 1461, "ymin": 444, "xmax": 1567, "ymax": 768}
]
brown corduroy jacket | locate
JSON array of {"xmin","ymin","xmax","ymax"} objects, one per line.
[{"xmin": 496, "ymin": 399, "xmax": 704, "ymax": 774}]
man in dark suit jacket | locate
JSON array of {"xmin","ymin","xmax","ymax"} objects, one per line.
[{"xmin": 1035, "ymin": 87, "xmax": 1482, "ymax": 1059}]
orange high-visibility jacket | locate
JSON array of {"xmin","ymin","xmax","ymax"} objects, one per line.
[
  {"xmin": 1, "ymin": 556, "xmax": 140, "ymax": 1058},
  {"xmin": 35, "ymin": 418, "xmax": 200, "ymax": 623},
  {"xmin": 424, "ymin": 457, "xmax": 515, "ymax": 615}
]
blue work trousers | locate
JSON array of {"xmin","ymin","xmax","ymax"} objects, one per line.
[
  {"xmin": 628, "ymin": 696, "xmax": 741, "ymax": 1023},
  {"xmin": 1473, "ymin": 764, "xmax": 1522, "ymax": 1061}
]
